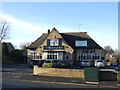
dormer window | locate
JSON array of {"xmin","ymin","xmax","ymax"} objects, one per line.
[
  {"xmin": 50, "ymin": 39, "xmax": 59, "ymax": 46},
  {"xmin": 75, "ymin": 40, "xmax": 87, "ymax": 46}
]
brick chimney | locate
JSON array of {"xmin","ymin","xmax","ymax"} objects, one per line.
[{"xmin": 48, "ymin": 29, "xmax": 50, "ymax": 33}]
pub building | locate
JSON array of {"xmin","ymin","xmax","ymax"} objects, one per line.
[{"xmin": 27, "ymin": 27, "xmax": 106, "ymax": 66}]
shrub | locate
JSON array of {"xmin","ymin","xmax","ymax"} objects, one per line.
[{"xmin": 9, "ymin": 50, "xmax": 24, "ymax": 63}]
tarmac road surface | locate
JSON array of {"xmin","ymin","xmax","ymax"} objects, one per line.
[
  {"xmin": 2, "ymin": 63, "xmax": 119, "ymax": 88},
  {"xmin": 2, "ymin": 64, "xmax": 90, "ymax": 88}
]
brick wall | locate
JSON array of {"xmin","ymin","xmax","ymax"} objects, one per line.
[
  {"xmin": 33, "ymin": 66, "xmax": 84, "ymax": 79},
  {"xmin": 34, "ymin": 66, "xmax": 120, "ymax": 81}
]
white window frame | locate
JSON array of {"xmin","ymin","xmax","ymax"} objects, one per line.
[
  {"xmin": 75, "ymin": 40, "xmax": 87, "ymax": 46},
  {"xmin": 92, "ymin": 53, "xmax": 101, "ymax": 60},
  {"xmin": 77, "ymin": 53, "xmax": 101, "ymax": 61},
  {"xmin": 46, "ymin": 52, "xmax": 63, "ymax": 60},
  {"xmin": 50, "ymin": 40, "xmax": 59, "ymax": 46},
  {"xmin": 78, "ymin": 53, "xmax": 86, "ymax": 60}
]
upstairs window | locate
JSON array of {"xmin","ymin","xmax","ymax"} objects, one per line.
[
  {"xmin": 50, "ymin": 40, "xmax": 59, "ymax": 46},
  {"xmin": 75, "ymin": 40, "xmax": 87, "ymax": 46}
]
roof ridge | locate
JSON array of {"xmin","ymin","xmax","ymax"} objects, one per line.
[{"xmin": 60, "ymin": 32, "xmax": 87, "ymax": 34}]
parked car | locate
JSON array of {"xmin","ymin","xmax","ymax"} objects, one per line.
[
  {"xmin": 81, "ymin": 60, "xmax": 91, "ymax": 67},
  {"xmin": 55, "ymin": 61, "xmax": 70, "ymax": 68},
  {"xmin": 42, "ymin": 60, "xmax": 58, "ymax": 68},
  {"xmin": 115, "ymin": 65, "xmax": 120, "ymax": 71},
  {"xmin": 94, "ymin": 60, "xmax": 105, "ymax": 68}
]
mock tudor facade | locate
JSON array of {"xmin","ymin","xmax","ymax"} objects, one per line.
[{"xmin": 27, "ymin": 27, "xmax": 107, "ymax": 65}]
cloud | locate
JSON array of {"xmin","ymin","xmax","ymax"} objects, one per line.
[
  {"xmin": 0, "ymin": 14, "xmax": 49, "ymax": 48},
  {"xmin": 1, "ymin": 14, "xmax": 47, "ymax": 35}
]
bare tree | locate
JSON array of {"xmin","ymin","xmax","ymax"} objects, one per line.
[
  {"xmin": 104, "ymin": 45, "xmax": 114, "ymax": 55},
  {"xmin": 0, "ymin": 18, "xmax": 10, "ymax": 42},
  {"xmin": 114, "ymin": 49, "xmax": 120, "ymax": 55}
]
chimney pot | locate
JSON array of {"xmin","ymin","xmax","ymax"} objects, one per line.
[{"xmin": 48, "ymin": 29, "xmax": 50, "ymax": 33}]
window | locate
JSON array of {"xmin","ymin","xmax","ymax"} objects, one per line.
[
  {"xmin": 75, "ymin": 40, "xmax": 87, "ymax": 46},
  {"xmin": 77, "ymin": 53, "xmax": 100, "ymax": 60},
  {"xmin": 92, "ymin": 53, "xmax": 100, "ymax": 60},
  {"xmin": 58, "ymin": 53, "xmax": 63, "ymax": 60},
  {"xmin": 46, "ymin": 52, "xmax": 63, "ymax": 60},
  {"xmin": 86, "ymin": 54, "xmax": 91, "ymax": 60},
  {"xmin": 47, "ymin": 52, "xmax": 57, "ymax": 60},
  {"xmin": 78, "ymin": 53, "xmax": 86, "ymax": 60},
  {"xmin": 30, "ymin": 54, "xmax": 42, "ymax": 60},
  {"xmin": 50, "ymin": 40, "xmax": 59, "ymax": 46},
  {"xmin": 39, "ymin": 55, "xmax": 42, "ymax": 59}
]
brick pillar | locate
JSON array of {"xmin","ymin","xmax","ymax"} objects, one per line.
[{"xmin": 33, "ymin": 65, "xmax": 38, "ymax": 75}]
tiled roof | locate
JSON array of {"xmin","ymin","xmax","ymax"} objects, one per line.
[
  {"xmin": 27, "ymin": 33, "xmax": 48, "ymax": 49},
  {"xmin": 27, "ymin": 31, "xmax": 102, "ymax": 49},
  {"xmin": 60, "ymin": 32, "xmax": 102, "ymax": 49}
]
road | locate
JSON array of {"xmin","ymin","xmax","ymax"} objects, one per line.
[
  {"xmin": 2, "ymin": 64, "xmax": 93, "ymax": 88},
  {"xmin": 2, "ymin": 63, "xmax": 119, "ymax": 88}
]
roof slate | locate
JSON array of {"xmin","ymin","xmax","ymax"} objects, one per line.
[
  {"xmin": 27, "ymin": 31, "xmax": 102, "ymax": 49},
  {"xmin": 60, "ymin": 33, "xmax": 102, "ymax": 49},
  {"xmin": 27, "ymin": 33, "xmax": 48, "ymax": 49}
]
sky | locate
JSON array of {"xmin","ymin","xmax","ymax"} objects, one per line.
[{"xmin": 0, "ymin": 2, "xmax": 118, "ymax": 50}]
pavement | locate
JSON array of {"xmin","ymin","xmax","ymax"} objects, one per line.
[{"xmin": 2, "ymin": 63, "xmax": 120, "ymax": 88}]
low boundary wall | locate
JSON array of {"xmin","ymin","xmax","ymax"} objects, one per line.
[
  {"xmin": 33, "ymin": 66, "xmax": 84, "ymax": 79},
  {"xmin": 33, "ymin": 66, "xmax": 119, "ymax": 81}
]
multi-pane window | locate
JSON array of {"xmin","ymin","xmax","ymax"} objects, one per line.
[
  {"xmin": 92, "ymin": 53, "xmax": 100, "ymax": 60},
  {"xmin": 77, "ymin": 53, "xmax": 100, "ymax": 60},
  {"xmin": 75, "ymin": 40, "xmax": 87, "ymax": 46},
  {"xmin": 29, "ymin": 53, "xmax": 42, "ymax": 60},
  {"xmin": 47, "ymin": 53, "xmax": 57, "ymax": 60},
  {"xmin": 86, "ymin": 54, "xmax": 91, "ymax": 60},
  {"xmin": 50, "ymin": 40, "xmax": 59, "ymax": 46},
  {"xmin": 46, "ymin": 52, "xmax": 63, "ymax": 60},
  {"xmin": 78, "ymin": 53, "xmax": 86, "ymax": 60},
  {"xmin": 35, "ymin": 54, "xmax": 42, "ymax": 60}
]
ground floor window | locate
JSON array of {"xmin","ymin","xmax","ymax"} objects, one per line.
[
  {"xmin": 35, "ymin": 54, "xmax": 42, "ymax": 60},
  {"xmin": 78, "ymin": 53, "xmax": 86, "ymax": 60},
  {"xmin": 77, "ymin": 53, "xmax": 101, "ymax": 61},
  {"xmin": 92, "ymin": 53, "xmax": 100, "ymax": 60},
  {"xmin": 46, "ymin": 52, "xmax": 63, "ymax": 60},
  {"xmin": 29, "ymin": 53, "xmax": 42, "ymax": 60},
  {"xmin": 47, "ymin": 53, "xmax": 57, "ymax": 60},
  {"xmin": 31, "ymin": 53, "xmax": 35, "ymax": 60}
]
